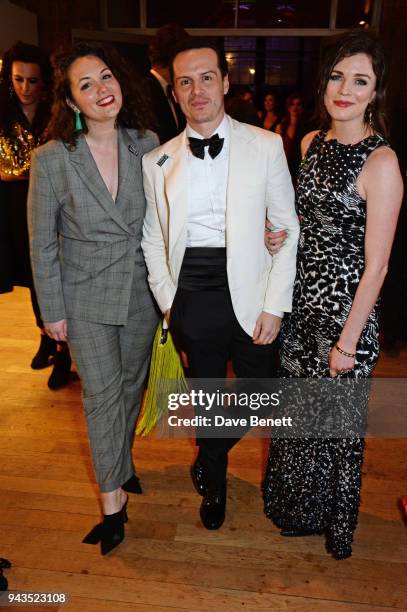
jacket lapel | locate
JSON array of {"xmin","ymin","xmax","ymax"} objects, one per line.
[
  {"xmin": 160, "ymin": 131, "xmax": 188, "ymax": 256},
  {"xmin": 227, "ymin": 116, "xmax": 258, "ymax": 222},
  {"xmin": 68, "ymin": 132, "xmax": 131, "ymax": 234},
  {"xmin": 117, "ymin": 128, "xmax": 142, "ymax": 203}
]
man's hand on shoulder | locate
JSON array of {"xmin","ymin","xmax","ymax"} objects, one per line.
[{"xmin": 252, "ymin": 312, "xmax": 282, "ymax": 345}]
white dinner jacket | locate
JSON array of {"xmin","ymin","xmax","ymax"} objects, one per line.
[{"xmin": 142, "ymin": 115, "xmax": 299, "ymax": 336}]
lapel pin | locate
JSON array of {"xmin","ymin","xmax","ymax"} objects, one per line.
[
  {"xmin": 157, "ymin": 154, "xmax": 169, "ymax": 167},
  {"xmin": 128, "ymin": 144, "xmax": 139, "ymax": 155}
]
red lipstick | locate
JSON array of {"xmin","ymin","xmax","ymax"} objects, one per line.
[{"xmin": 334, "ymin": 101, "xmax": 354, "ymax": 108}]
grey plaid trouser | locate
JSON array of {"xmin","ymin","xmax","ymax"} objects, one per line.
[{"xmin": 67, "ymin": 304, "xmax": 158, "ymax": 492}]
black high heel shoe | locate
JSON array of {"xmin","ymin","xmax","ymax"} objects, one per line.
[
  {"xmin": 122, "ymin": 474, "xmax": 142, "ymax": 494},
  {"xmin": 82, "ymin": 496, "xmax": 128, "ymax": 556}
]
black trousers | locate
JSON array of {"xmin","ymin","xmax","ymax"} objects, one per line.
[{"xmin": 170, "ymin": 247, "xmax": 277, "ymax": 488}]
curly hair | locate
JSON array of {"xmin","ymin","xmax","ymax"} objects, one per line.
[
  {"xmin": 316, "ymin": 30, "xmax": 388, "ymax": 137},
  {"xmin": 0, "ymin": 41, "xmax": 52, "ymax": 135},
  {"xmin": 48, "ymin": 43, "xmax": 156, "ymax": 148}
]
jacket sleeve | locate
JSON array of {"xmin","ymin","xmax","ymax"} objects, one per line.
[
  {"xmin": 141, "ymin": 155, "xmax": 177, "ymax": 313},
  {"xmin": 264, "ymin": 135, "xmax": 300, "ymax": 313},
  {"xmin": 27, "ymin": 149, "xmax": 66, "ymax": 322}
]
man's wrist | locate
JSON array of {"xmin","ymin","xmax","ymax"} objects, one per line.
[{"xmin": 264, "ymin": 309, "xmax": 284, "ymax": 319}]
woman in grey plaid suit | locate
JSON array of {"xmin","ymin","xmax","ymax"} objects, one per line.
[{"xmin": 28, "ymin": 44, "xmax": 159, "ymax": 555}]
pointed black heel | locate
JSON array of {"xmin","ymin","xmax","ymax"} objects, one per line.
[
  {"xmin": 122, "ymin": 474, "xmax": 142, "ymax": 494},
  {"xmin": 82, "ymin": 496, "xmax": 128, "ymax": 555}
]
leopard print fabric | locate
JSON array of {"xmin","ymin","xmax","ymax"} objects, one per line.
[{"xmin": 263, "ymin": 131, "xmax": 389, "ymax": 559}]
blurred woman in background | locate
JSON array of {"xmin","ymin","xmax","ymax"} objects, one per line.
[
  {"xmin": 275, "ymin": 93, "xmax": 305, "ymax": 179},
  {"xmin": 0, "ymin": 41, "xmax": 71, "ymax": 389},
  {"xmin": 258, "ymin": 91, "xmax": 280, "ymax": 132}
]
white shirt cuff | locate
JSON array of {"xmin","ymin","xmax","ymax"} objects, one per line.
[{"xmin": 266, "ymin": 309, "xmax": 284, "ymax": 318}]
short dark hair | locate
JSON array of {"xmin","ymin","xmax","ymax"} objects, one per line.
[
  {"xmin": 48, "ymin": 43, "xmax": 154, "ymax": 148},
  {"xmin": 316, "ymin": 30, "xmax": 388, "ymax": 136},
  {"xmin": 149, "ymin": 23, "xmax": 189, "ymax": 68},
  {"xmin": 169, "ymin": 37, "xmax": 228, "ymax": 83},
  {"xmin": 0, "ymin": 41, "xmax": 53, "ymax": 136}
]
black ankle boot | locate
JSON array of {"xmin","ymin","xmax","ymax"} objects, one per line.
[
  {"xmin": 31, "ymin": 334, "xmax": 57, "ymax": 369},
  {"xmin": 82, "ymin": 498, "xmax": 128, "ymax": 556},
  {"xmin": 48, "ymin": 348, "xmax": 71, "ymax": 390}
]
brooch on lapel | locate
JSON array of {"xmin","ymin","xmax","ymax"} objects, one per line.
[
  {"xmin": 157, "ymin": 154, "xmax": 169, "ymax": 167},
  {"xmin": 128, "ymin": 144, "xmax": 139, "ymax": 155}
]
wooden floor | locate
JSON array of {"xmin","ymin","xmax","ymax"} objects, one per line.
[{"xmin": 1, "ymin": 287, "xmax": 406, "ymax": 612}]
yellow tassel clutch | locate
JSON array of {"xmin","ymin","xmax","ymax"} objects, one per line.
[{"xmin": 136, "ymin": 322, "xmax": 187, "ymax": 437}]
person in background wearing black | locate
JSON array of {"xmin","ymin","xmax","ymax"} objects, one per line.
[
  {"xmin": 146, "ymin": 23, "xmax": 188, "ymax": 144},
  {"xmin": 258, "ymin": 90, "xmax": 281, "ymax": 132},
  {"xmin": 275, "ymin": 93, "xmax": 306, "ymax": 180},
  {"xmin": 0, "ymin": 41, "xmax": 72, "ymax": 389},
  {"xmin": 225, "ymin": 85, "xmax": 260, "ymax": 126}
]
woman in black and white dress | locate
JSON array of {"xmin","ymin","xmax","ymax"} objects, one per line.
[{"xmin": 263, "ymin": 31, "xmax": 403, "ymax": 559}]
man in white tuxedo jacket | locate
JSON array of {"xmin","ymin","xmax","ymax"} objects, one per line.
[{"xmin": 142, "ymin": 38, "xmax": 299, "ymax": 530}]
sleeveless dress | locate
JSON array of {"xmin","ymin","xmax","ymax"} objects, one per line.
[{"xmin": 263, "ymin": 131, "xmax": 389, "ymax": 559}]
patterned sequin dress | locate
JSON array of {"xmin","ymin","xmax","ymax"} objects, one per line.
[
  {"xmin": 263, "ymin": 131, "xmax": 389, "ymax": 559},
  {"xmin": 0, "ymin": 102, "xmax": 50, "ymax": 294}
]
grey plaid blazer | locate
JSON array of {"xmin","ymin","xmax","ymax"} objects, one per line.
[{"xmin": 28, "ymin": 128, "xmax": 159, "ymax": 325}]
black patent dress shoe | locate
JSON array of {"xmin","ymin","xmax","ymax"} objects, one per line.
[
  {"xmin": 280, "ymin": 527, "xmax": 324, "ymax": 537},
  {"xmin": 122, "ymin": 474, "xmax": 142, "ymax": 494},
  {"xmin": 200, "ymin": 486, "xmax": 226, "ymax": 530},
  {"xmin": 31, "ymin": 334, "xmax": 57, "ymax": 369},
  {"xmin": 191, "ymin": 459, "xmax": 207, "ymax": 496},
  {"xmin": 48, "ymin": 349, "xmax": 72, "ymax": 390},
  {"xmin": 82, "ymin": 496, "xmax": 128, "ymax": 556}
]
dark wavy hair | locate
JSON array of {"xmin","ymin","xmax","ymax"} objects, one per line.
[
  {"xmin": 49, "ymin": 43, "xmax": 155, "ymax": 147},
  {"xmin": 316, "ymin": 30, "xmax": 388, "ymax": 136},
  {"xmin": 0, "ymin": 41, "xmax": 52, "ymax": 135}
]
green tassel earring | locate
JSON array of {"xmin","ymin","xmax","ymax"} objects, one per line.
[{"xmin": 75, "ymin": 110, "xmax": 83, "ymax": 131}]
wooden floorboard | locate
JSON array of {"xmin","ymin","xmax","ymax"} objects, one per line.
[{"xmin": 1, "ymin": 286, "xmax": 406, "ymax": 611}]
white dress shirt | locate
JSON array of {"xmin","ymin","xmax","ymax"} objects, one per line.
[
  {"xmin": 186, "ymin": 115, "xmax": 229, "ymax": 247},
  {"xmin": 184, "ymin": 114, "xmax": 283, "ymax": 318}
]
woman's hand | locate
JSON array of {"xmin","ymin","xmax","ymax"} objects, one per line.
[
  {"xmin": 329, "ymin": 344, "xmax": 356, "ymax": 377},
  {"xmin": 45, "ymin": 319, "xmax": 67, "ymax": 342},
  {"xmin": 265, "ymin": 219, "xmax": 287, "ymax": 255}
]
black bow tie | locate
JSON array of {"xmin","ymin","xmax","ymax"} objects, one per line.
[{"xmin": 188, "ymin": 133, "xmax": 224, "ymax": 159}]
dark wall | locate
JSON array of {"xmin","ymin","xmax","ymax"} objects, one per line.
[
  {"xmin": 380, "ymin": 0, "xmax": 407, "ymax": 111},
  {"xmin": 10, "ymin": 0, "xmax": 101, "ymax": 52}
]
